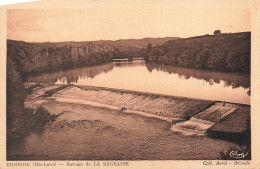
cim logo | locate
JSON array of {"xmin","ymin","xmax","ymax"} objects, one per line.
[{"xmin": 230, "ymin": 151, "xmax": 248, "ymax": 159}]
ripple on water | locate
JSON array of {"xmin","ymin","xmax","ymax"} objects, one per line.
[{"xmin": 12, "ymin": 103, "xmax": 240, "ymax": 160}]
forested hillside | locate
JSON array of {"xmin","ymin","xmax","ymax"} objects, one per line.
[
  {"xmin": 145, "ymin": 32, "xmax": 250, "ymax": 73},
  {"xmin": 7, "ymin": 37, "xmax": 177, "ymax": 80}
]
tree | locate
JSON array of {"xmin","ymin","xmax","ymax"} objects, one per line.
[
  {"xmin": 146, "ymin": 43, "xmax": 152, "ymax": 53},
  {"xmin": 214, "ymin": 30, "xmax": 221, "ymax": 35}
]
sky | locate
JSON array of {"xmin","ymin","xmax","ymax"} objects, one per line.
[{"xmin": 6, "ymin": 0, "xmax": 251, "ymax": 42}]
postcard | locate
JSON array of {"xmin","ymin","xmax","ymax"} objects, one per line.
[{"xmin": 0, "ymin": 0, "xmax": 260, "ymax": 168}]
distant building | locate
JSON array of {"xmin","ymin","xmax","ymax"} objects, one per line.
[{"xmin": 214, "ymin": 30, "xmax": 221, "ymax": 35}]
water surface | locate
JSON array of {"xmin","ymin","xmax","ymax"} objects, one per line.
[
  {"xmin": 8, "ymin": 101, "xmax": 239, "ymax": 160},
  {"xmin": 18, "ymin": 59, "xmax": 251, "ymax": 160},
  {"xmin": 28, "ymin": 59, "xmax": 250, "ymax": 104}
]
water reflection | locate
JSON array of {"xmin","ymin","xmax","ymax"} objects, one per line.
[
  {"xmin": 28, "ymin": 63, "xmax": 114, "ymax": 84},
  {"xmin": 146, "ymin": 63, "xmax": 250, "ymax": 90},
  {"xmin": 27, "ymin": 59, "xmax": 250, "ymax": 104}
]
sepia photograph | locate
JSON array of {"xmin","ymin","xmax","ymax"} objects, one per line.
[{"xmin": 1, "ymin": 0, "xmax": 259, "ymax": 167}]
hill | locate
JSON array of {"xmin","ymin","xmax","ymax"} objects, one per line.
[
  {"xmin": 7, "ymin": 37, "xmax": 178, "ymax": 80},
  {"xmin": 145, "ymin": 32, "xmax": 250, "ymax": 73}
]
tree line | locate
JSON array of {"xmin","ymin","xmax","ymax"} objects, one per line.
[{"xmin": 145, "ymin": 32, "xmax": 250, "ymax": 73}]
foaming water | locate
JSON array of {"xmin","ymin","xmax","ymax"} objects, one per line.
[{"xmin": 11, "ymin": 101, "xmax": 239, "ymax": 160}]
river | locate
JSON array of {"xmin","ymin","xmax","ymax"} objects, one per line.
[
  {"xmin": 28, "ymin": 58, "xmax": 250, "ymax": 104},
  {"xmin": 8, "ymin": 59, "xmax": 250, "ymax": 160},
  {"xmin": 9, "ymin": 99, "xmax": 240, "ymax": 160}
]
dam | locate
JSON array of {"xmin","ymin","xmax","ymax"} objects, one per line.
[
  {"xmin": 8, "ymin": 59, "xmax": 250, "ymax": 160},
  {"xmin": 25, "ymin": 59, "xmax": 250, "ymax": 137},
  {"xmin": 25, "ymin": 82, "xmax": 250, "ymax": 137},
  {"xmin": 10, "ymin": 81, "xmax": 249, "ymax": 160}
]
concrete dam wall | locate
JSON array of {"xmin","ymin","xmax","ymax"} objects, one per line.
[{"xmin": 24, "ymin": 83, "xmax": 250, "ymax": 138}]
